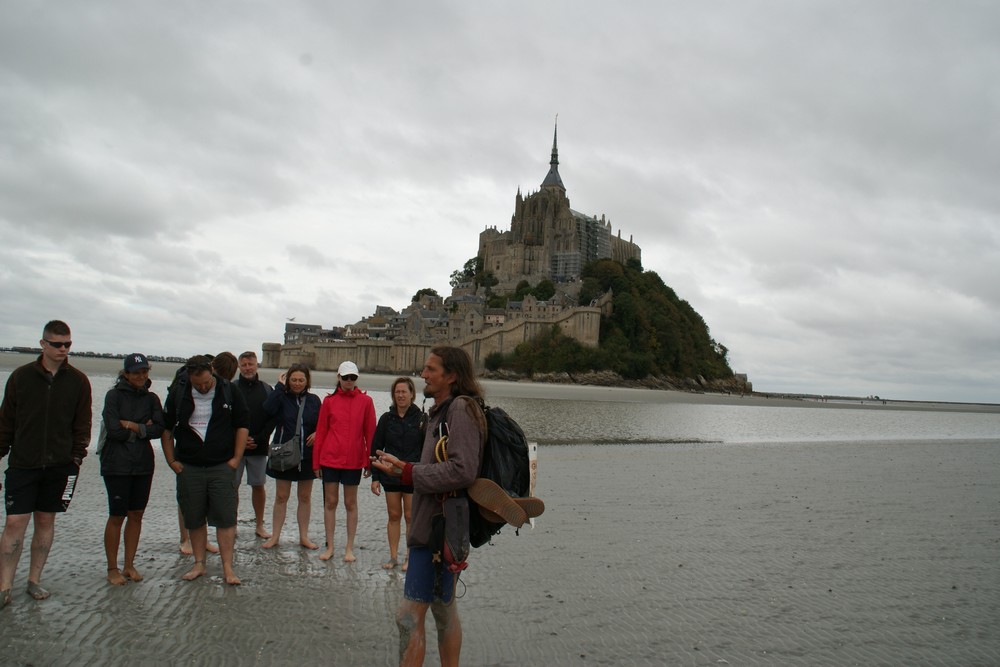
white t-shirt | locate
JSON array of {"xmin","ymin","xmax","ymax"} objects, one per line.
[{"xmin": 189, "ymin": 385, "xmax": 214, "ymax": 441}]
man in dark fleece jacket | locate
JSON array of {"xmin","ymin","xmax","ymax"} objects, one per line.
[
  {"xmin": 0, "ymin": 320, "xmax": 92, "ymax": 607},
  {"xmin": 161, "ymin": 355, "xmax": 248, "ymax": 586},
  {"xmin": 234, "ymin": 351, "xmax": 276, "ymax": 538}
]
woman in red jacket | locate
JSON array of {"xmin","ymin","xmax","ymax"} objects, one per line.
[{"xmin": 313, "ymin": 361, "xmax": 376, "ymax": 562}]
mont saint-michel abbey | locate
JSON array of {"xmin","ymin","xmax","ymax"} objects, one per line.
[
  {"xmin": 480, "ymin": 125, "xmax": 641, "ymax": 290},
  {"xmin": 263, "ymin": 125, "xmax": 643, "ymax": 373}
]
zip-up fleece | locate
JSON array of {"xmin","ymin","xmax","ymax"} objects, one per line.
[{"xmin": 0, "ymin": 356, "xmax": 92, "ymax": 468}]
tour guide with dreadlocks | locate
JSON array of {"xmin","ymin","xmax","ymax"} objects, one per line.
[{"xmin": 374, "ymin": 345, "xmax": 511, "ymax": 667}]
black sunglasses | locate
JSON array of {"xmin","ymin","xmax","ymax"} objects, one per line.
[
  {"xmin": 43, "ymin": 339, "xmax": 72, "ymax": 349},
  {"xmin": 341, "ymin": 374, "xmax": 358, "ymax": 382}
]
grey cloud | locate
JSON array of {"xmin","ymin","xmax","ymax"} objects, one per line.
[{"xmin": 1, "ymin": 1, "xmax": 998, "ymax": 401}]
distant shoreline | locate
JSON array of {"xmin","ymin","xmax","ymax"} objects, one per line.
[{"xmin": 1, "ymin": 351, "xmax": 997, "ymax": 413}]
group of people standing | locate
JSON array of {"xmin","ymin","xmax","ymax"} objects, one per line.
[
  {"xmin": 0, "ymin": 322, "xmax": 427, "ymax": 595},
  {"xmin": 134, "ymin": 353, "xmax": 421, "ymax": 584},
  {"xmin": 2, "ymin": 320, "xmax": 528, "ymax": 666}
]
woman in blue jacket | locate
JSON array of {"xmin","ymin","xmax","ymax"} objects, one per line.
[
  {"xmin": 100, "ymin": 354, "xmax": 164, "ymax": 585},
  {"xmin": 262, "ymin": 364, "xmax": 321, "ymax": 549}
]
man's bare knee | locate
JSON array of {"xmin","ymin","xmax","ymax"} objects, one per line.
[
  {"xmin": 396, "ymin": 603, "xmax": 419, "ymax": 633},
  {"xmin": 430, "ymin": 599, "xmax": 458, "ymax": 631}
]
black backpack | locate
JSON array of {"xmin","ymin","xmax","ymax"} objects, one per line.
[{"xmin": 441, "ymin": 397, "xmax": 532, "ymax": 548}]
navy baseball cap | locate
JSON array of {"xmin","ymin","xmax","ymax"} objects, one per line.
[{"xmin": 124, "ymin": 353, "xmax": 150, "ymax": 372}]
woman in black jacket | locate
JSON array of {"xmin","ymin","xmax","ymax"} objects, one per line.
[
  {"xmin": 369, "ymin": 377, "xmax": 424, "ymax": 571},
  {"xmin": 100, "ymin": 354, "xmax": 164, "ymax": 585}
]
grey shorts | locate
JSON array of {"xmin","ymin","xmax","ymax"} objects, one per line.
[
  {"xmin": 236, "ymin": 456, "xmax": 267, "ymax": 487},
  {"xmin": 176, "ymin": 463, "xmax": 238, "ymax": 529}
]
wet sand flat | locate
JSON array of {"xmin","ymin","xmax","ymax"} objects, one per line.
[{"xmin": 2, "ymin": 438, "xmax": 999, "ymax": 666}]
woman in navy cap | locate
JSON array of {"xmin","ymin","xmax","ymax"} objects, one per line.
[{"xmin": 99, "ymin": 353, "xmax": 164, "ymax": 585}]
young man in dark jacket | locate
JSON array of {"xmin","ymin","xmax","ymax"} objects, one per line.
[
  {"xmin": 0, "ymin": 320, "xmax": 92, "ymax": 606},
  {"xmin": 161, "ymin": 355, "xmax": 249, "ymax": 585},
  {"xmin": 234, "ymin": 351, "xmax": 276, "ymax": 538}
]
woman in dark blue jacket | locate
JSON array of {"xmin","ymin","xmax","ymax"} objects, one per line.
[
  {"xmin": 261, "ymin": 363, "xmax": 321, "ymax": 549},
  {"xmin": 369, "ymin": 377, "xmax": 424, "ymax": 570},
  {"xmin": 100, "ymin": 354, "xmax": 164, "ymax": 585}
]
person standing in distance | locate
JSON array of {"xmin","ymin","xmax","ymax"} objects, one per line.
[
  {"xmin": 372, "ymin": 346, "xmax": 486, "ymax": 667},
  {"xmin": 161, "ymin": 355, "xmax": 249, "ymax": 585},
  {"xmin": 234, "ymin": 351, "xmax": 276, "ymax": 539},
  {"xmin": 0, "ymin": 320, "xmax": 92, "ymax": 606}
]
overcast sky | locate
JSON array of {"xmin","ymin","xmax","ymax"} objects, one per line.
[{"xmin": 1, "ymin": 1, "xmax": 997, "ymax": 403}]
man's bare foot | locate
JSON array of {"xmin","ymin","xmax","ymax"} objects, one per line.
[
  {"xmin": 206, "ymin": 543, "xmax": 220, "ymax": 554},
  {"xmin": 26, "ymin": 581, "xmax": 50, "ymax": 600},
  {"xmin": 319, "ymin": 548, "xmax": 335, "ymax": 561},
  {"xmin": 255, "ymin": 527, "xmax": 272, "ymax": 539},
  {"xmin": 344, "ymin": 551, "xmax": 357, "ymax": 563},
  {"xmin": 179, "ymin": 540, "xmax": 193, "ymax": 556},
  {"xmin": 261, "ymin": 537, "xmax": 279, "ymax": 549},
  {"xmin": 107, "ymin": 568, "xmax": 127, "ymax": 586},
  {"xmin": 123, "ymin": 567, "xmax": 144, "ymax": 582},
  {"xmin": 382, "ymin": 558, "xmax": 398, "ymax": 570},
  {"xmin": 300, "ymin": 538, "xmax": 318, "ymax": 550},
  {"xmin": 401, "ymin": 555, "xmax": 408, "ymax": 572},
  {"xmin": 181, "ymin": 561, "xmax": 207, "ymax": 581},
  {"xmin": 1, "ymin": 589, "xmax": 11, "ymax": 607},
  {"xmin": 223, "ymin": 570, "xmax": 241, "ymax": 586}
]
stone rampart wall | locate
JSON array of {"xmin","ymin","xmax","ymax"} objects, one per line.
[{"xmin": 264, "ymin": 306, "xmax": 601, "ymax": 373}]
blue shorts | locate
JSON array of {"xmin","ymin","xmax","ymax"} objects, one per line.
[
  {"xmin": 321, "ymin": 467, "xmax": 362, "ymax": 486},
  {"xmin": 404, "ymin": 546, "xmax": 457, "ymax": 604}
]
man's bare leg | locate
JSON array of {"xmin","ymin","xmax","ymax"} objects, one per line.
[
  {"xmin": 182, "ymin": 525, "xmax": 208, "ymax": 581},
  {"xmin": 431, "ymin": 599, "xmax": 462, "ymax": 667},
  {"xmin": 251, "ymin": 484, "xmax": 270, "ymax": 538},
  {"xmin": 397, "ymin": 598, "xmax": 429, "ymax": 667},
  {"xmin": 177, "ymin": 506, "xmax": 193, "ymax": 555},
  {"xmin": 0, "ymin": 514, "xmax": 31, "ymax": 605},
  {"xmin": 26, "ymin": 511, "xmax": 55, "ymax": 599},
  {"xmin": 180, "ymin": 506, "xmax": 218, "ymax": 554},
  {"xmin": 217, "ymin": 526, "xmax": 240, "ymax": 585}
]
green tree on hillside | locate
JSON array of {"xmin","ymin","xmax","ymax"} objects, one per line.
[
  {"xmin": 583, "ymin": 258, "xmax": 731, "ymax": 379},
  {"xmin": 500, "ymin": 258, "xmax": 733, "ymax": 381}
]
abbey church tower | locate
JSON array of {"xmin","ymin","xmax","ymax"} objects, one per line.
[{"xmin": 479, "ymin": 122, "xmax": 641, "ymax": 292}]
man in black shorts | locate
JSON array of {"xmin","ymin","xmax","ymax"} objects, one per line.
[{"xmin": 0, "ymin": 320, "xmax": 92, "ymax": 606}]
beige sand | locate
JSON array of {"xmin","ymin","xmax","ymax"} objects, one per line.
[{"xmin": 1, "ymin": 436, "xmax": 998, "ymax": 666}]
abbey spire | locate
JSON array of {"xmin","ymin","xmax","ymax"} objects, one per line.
[{"xmin": 540, "ymin": 117, "xmax": 565, "ymax": 191}]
